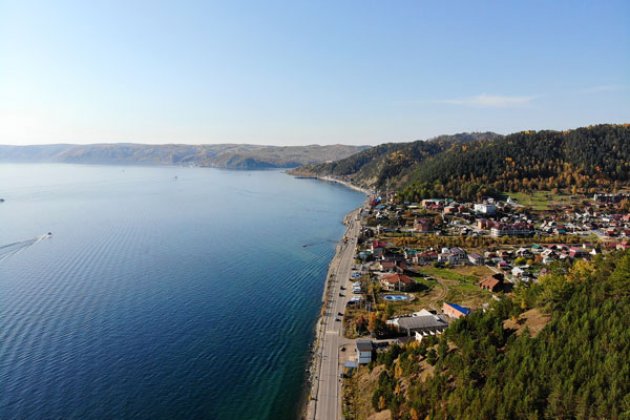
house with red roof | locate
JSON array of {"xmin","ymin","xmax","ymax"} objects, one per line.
[{"xmin": 380, "ymin": 273, "xmax": 415, "ymax": 292}]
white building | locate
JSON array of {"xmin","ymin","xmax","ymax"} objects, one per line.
[
  {"xmin": 474, "ymin": 203, "xmax": 497, "ymax": 215},
  {"xmin": 438, "ymin": 247, "xmax": 467, "ymax": 265}
]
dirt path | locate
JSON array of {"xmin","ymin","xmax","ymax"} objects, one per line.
[{"xmin": 433, "ymin": 276, "xmax": 449, "ymax": 301}]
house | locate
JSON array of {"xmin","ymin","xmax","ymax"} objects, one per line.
[
  {"xmin": 474, "ymin": 203, "xmax": 497, "ymax": 215},
  {"xmin": 490, "ymin": 222, "xmax": 534, "ymax": 237},
  {"xmin": 443, "ymin": 302, "xmax": 471, "ymax": 319},
  {"xmin": 417, "ymin": 250, "xmax": 438, "ymax": 265},
  {"xmin": 497, "ymin": 260, "xmax": 510, "ymax": 271},
  {"xmin": 569, "ymin": 247, "xmax": 590, "ymax": 259},
  {"xmin": 380, "ymin": 273, "xmax": 414, "ymax": 292},
  {"xmin": 356, "ymin": 339, "xmax": 373, "ymax": 364},
  {"xmin": 387, "ymin": 309, "xmax": 449, "ymax": 338},
  {"xmin": 438, "ymin": 247, "xmax": 467, "ymax": 265},
  {"xmin": 443, "ymin": 205, "xmax": 457, "ymax": 214},
  {"xmin": 380, "ymin": 260, "xmax": 397, "ymax": 272},
  {"xmin": 421, "ymin": 199, "xmax": 447, "ymax": 209},
  {"xmin": 404, "ymin": 249, "xmax": 419, "ymax": 264},
  {"xmin": 370, "ymin": 240, "xmax": 388, "ymax": 251},
  {"xmin": 467, "ymin": 253, "xmax": 484, "ymax": 265},
  {"xmin": 479, "ymin": 273, "xmax": 504, "ymax": 292},
  {"xmin": 414, "ymin": 218, "xmax": 433, "ymax": 233},
  {"xmin": 512, "ymin": 266, "xmax": 527, "ymax": 278},
  {"xmin": 376, "ymin": 255, "xmax": 407, "ymax": 272}
]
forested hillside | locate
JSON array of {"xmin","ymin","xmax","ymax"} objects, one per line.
[
  {"xmin": 366, "ymin": 251, "xmax": 630, "ymax": 419},
  {"xmin": 292, "ymin": 125, "xmax": 630, "ymax": 201},
  {"xmin": 291, "ymin": 133, "xmax": 501, "ymax": 188}
]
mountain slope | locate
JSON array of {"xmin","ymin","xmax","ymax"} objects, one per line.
[
  {"xmin": 367, "ymin": 251, "xmax": 630, "ymax": 419},
  {"xmin": 0, "ymin": 143, "xmax": 368, "ymax": 169},
  {"xmin": 291, "ymin": 124, "xmax": 630, "ymax": 200},
  {"xmin": 290, "ymin": 132, "xmax": 501, "ymax": 188}
]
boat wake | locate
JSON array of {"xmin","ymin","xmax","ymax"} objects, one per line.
[{"xmin": 0, "ymin": 234, "xmax": 51, "ymax": 262}]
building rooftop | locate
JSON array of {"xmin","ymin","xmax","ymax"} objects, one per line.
[
  {"xmin": 356, "ymin": 339, "xmax": 373, "ymax": 352},
  {"xmin": 445, "ymin": 302, "xmax": 471, "ymax": 315},
  {"xmin": 395, "ymin": 314, "xmax": 448, "ymax": 332}
]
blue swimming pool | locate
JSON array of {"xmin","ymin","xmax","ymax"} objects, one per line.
[{"xmin": 383, "ymin": 294, "xmax": 411, "ymax": 301}]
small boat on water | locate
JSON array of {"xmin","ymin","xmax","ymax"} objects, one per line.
[{"xmin": 47, "ymin": 232, "xmax": 53, "ymax": 236}]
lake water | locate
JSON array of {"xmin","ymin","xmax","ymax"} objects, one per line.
[{"xmin": 0, "ymin": 164, "xmax": 364, "ymax": 419}]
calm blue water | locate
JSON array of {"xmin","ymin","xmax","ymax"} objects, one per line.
[{"xmin": 0, "ymin": 164, "xmax": 364, "ymax": 419}]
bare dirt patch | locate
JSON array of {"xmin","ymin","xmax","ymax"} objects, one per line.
[
  {"xmin": 367, "ymin": 409, "xmax": 392, "ymax": 420},
  {"xmin": 503, "ymin": 308, "xmax": 551, "ymax": 337}
]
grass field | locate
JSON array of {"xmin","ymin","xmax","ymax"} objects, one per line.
[
  {"xmin": 420, "ymin": 265, "xmax": 494, "ymax": 308},
  {"xmin": 420, "ymin": 265, "xmax": 492, "ymax": 284},
  {"xmin": 414, "ymin": 276, "xmax": 437, "ymax": 289},
  {"xmin": 378, "ymin": 265, "xmax": 495, "ymax": 314},
  {"xmin": 506, "ymin": 191, "xmax": 579, "ymax": 211}
]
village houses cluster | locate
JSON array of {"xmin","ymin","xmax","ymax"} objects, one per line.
[{"xmin": 347, "ymin": 192, "xmax": 629, "ymax": 365}]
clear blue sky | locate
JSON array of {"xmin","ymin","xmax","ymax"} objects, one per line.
[{"xmin": 1, "ymin": 0, "xmax": 629, "ymax": 145}]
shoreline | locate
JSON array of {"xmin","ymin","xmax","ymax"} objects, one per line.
[
  {"xmin": 302, "ymin": 175, "xmax": 373, "ymax": 419},
  {"xmin": 302, "ymin": 208, "xmax": 359, "ymax": 419},
  {"xmin": 293, "ymin": 172, "xmax": 370, "ymax": 419},
  {"xmin": 292, "ymin": 174, "xmax": 373, "ymax": 196}
]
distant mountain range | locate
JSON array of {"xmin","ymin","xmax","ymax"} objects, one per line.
[
  {"xmin": 0, "ymin": 143, "xmax": 369, "ymax": 170},
  {"xmin": 290, "ymin": 124, "xmax": 630, "ymax": 200}
]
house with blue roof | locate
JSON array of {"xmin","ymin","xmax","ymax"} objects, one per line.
[{"xmin": 442, "ymin": 302, "xmax": 471, "ymax": 319}]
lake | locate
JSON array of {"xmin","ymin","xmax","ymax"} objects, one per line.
[{"xmin": 0, "ymin": 164, "xmax": 364, "ymax": 419}]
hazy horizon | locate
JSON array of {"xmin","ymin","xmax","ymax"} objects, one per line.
[
  {"xmin": 2, "ymin": 123, "xmax": 627, "ymax": 148},
  {"xmin": 1, "ymin": 1, "xmax": 629, "ymax": 146}
]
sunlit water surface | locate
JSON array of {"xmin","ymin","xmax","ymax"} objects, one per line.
[{"xmin": 0, "ymin": 164, "xmax": 364, "ymax": 419}]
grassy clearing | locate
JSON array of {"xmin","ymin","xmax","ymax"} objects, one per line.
[
  {"xmin": 420, "ymin": 266, "xmax": 477, "ymax": 283},
  {"xmin": 372, "ymin": 266, "xmax": 494, "ymax": 315},
  {"xmin": 419, "ymin": 265, "xmax": 493, "ymax": 308},
  {"xmin": 413, "ymin": 276, "xmax": 437, "ymax": 290},
  {"xmin": 506, "ymin": 191, "xmax": 579, "ymax": 211}
]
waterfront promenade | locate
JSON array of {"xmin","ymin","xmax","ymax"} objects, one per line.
[{"xmin": 306, "ymin": 208, "xmax": 361, "ymax": 420}]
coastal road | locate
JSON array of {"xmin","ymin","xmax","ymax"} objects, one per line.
[{"xmin": 312, "ymin": 209, "xmax": 361, "ymax": 420}]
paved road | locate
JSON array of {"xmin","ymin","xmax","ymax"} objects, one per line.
[{"xmin": 312, "ymin": 209, "xmax": 361, "ymax": 420}]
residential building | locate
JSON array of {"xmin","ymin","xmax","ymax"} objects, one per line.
[
  {"xmin": 413, "ymin": 218, "xmax": 433, "ymax": 233},
  {"xmin": 356, "ymin": 339, "xmax": 373, "ymax": 364},
  {"xmin": 443, "ymin": 302, "xmax": 471, "ymax": 319},
  {"xmin": 380, "ymin": 273, "xmax": 414, "ymax": 292},
  {"xmin": 490, "ymin": 222, "xmax": 534, "ymax": 237},
  {"xmin": 438, "ymin": 247, "xmax": 467, "ymax": 265},
  {"xmin": 474, "ymin": 203, "xmax": 497, "ymax": 215},
  {"xmin": 479, "ymin": 273, "xmax": 504, "ymax": 292},
  {"xmin": 467, "ymin": 253, "xmax": 484, "ymax": 265},
  {"xmin": 387, "ymin": 309, "xmax": 449, "ymax": 338}
]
